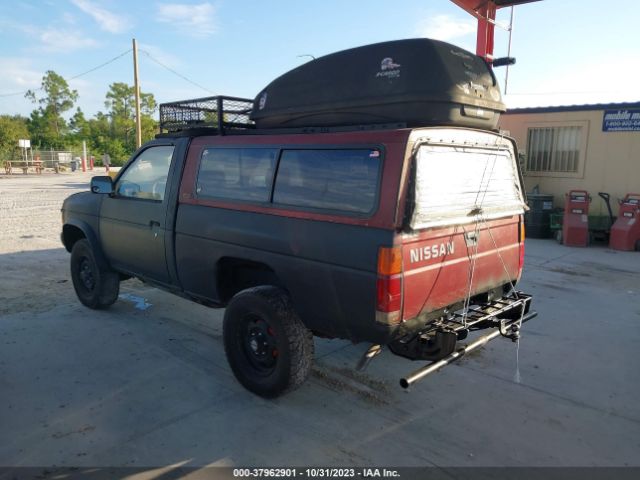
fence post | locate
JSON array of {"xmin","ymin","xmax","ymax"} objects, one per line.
[{"xmin": 81, "ymin": 141, "xmax": 87, "ymax": 172}]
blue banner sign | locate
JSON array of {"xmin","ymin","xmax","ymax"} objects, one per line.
[{"xmin": 602, "ymin": 109, "xmax": 640, "ymax": 132}]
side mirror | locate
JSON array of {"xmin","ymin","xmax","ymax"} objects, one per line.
[{"xmin": 91, "ymin": 176, "xmax": 114, "ymax": 194}]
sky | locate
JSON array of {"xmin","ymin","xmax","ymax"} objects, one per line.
[{"xmin": 0, "ymin": 0, "xmax": 639, "ymax": 119}]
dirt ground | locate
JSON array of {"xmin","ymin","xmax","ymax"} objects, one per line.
[
  {"xmin": 1, "ymin": 171, "xmax": 639, "ymax": 470},
  {"xmin": 0, "ymin": 172, "xmax": 93, "ymax": 315}
]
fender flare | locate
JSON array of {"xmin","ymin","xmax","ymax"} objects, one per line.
[{"xmin": 62, "ymin": 219, "xmax": 110, "ymax": 271}]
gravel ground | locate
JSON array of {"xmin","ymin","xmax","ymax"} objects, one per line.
[
  {"xmin": 0, "ymin": 171, "xmax": 98, "ymax": 316},
  {"xmin": 0, "ymin": 171, "xmax": 94, "ymax": 254},
  {"xmin": 1, "ymin": 171, "xmax": 639, "ymax": 470}
]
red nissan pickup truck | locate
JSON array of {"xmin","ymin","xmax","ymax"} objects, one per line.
[{"xmin": 61, "ymin": 39, "xmax": 535, "ymax": 397}]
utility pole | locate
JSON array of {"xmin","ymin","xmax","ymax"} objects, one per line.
[{"xmin": 132, "ymin": 38, "xmax": 142, "ymax": 149}]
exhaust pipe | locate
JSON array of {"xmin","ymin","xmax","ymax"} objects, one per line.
[{"xmin": 400, "ymin": 311, "xmax": 538, "ymax": 389}]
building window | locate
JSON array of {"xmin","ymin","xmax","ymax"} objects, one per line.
[{"xmin": 526, "ymin": 126, "xmax": 582, "ymax": 173}]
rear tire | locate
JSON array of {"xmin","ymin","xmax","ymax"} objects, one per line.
[
  {"xmin": 70, "ymin": 239, "xmax": 120, "ymax": 309},
  {"xmin": 223, "ymin": 286, "xmax": 314, "ymax": 398}
]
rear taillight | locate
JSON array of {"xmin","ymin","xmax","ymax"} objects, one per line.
[
  {"xmin": 376, "ymin": 246, "xmax": 403, "ymax": 325},
  {"xmin": 376, "ymin": 275, "xmax": 403, "ymax": 312},
  {"xmin": 518, "ymin": 216, "xmax": 525, "ymax": 279}
]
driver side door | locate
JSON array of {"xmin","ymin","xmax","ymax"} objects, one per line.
[{"xmin": 100, "ymin": 144, "xmax": 175, "ymax": 284}]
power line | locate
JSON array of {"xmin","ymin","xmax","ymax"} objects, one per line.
[
  {"xmin": 139, "ymin": 49, "xmax": 215, "ymax": 95},
  {"xmin": 0, "ymin": 48, "xmax": 132, "ymax": 99},
  {"xmin": 0, "ymin": 91, "xmax": 29, "ymax": 99},
  {"xmin": 68, "ymin": 49, "xmax": 132, "ymax": 81}
]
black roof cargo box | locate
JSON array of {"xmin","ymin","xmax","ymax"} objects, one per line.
[{"xmin": 251, "ymin": 38, "xmax": 505, "ymax": 131}]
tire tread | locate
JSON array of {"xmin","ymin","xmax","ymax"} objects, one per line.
[
  {"xmin": 223, "ymin": 286, "xmax": 314, "ymax": 397},
  {"xmin": 70, "ymin": 239, "xmax": 120, "ymax": 309}
]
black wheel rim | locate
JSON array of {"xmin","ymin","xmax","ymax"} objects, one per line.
[
  {"xmin": 78, "ymin": 257, "xmax": 96, "ymax": 292},
  {"xmin": 240, "ymin": 314, "xmax": 278, "ymax": 375}
]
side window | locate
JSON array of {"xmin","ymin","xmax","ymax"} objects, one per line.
[
  {"xmin": 116, "ymin": 146, "xmax": 175, "ymax": 201},
  {"xmin": 196, "ymin": 148, "xmax": 277, "ymax": 202},
  {"xmin": 273, "ymin": 149, "xmax": 381, "ymax": 214}
]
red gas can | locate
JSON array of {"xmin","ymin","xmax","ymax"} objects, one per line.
[
  {"xmin": 562, "ymin": 190, "xmax": 590, "ymax": 247},
  {"xmin": 609, "ymin": 193, "xmax": 640, "ymax": 251}
]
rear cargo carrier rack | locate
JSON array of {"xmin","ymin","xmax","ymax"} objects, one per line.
[
  {"xmin": 390, "ymin": 293, "xmax": 537, "ymax": 388},
  {"xmin": 159, "ymin": 95, "xmax": 255, "ymax": 134}
]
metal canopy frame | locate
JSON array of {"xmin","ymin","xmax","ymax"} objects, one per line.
[{"xmin": 450, "ymin": 0, "xmax": 541, "ymax": 61}]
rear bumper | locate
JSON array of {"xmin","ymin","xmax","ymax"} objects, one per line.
[
  {"xmin": 372, "ymin": 291, "xmax": 536, "ymax": 388},
  {"xmin": 388, "ymin": 291, "xmax": 533, "ymax": 361},
  {"xmin": 400, "ymin": 309, "xmax": 537, "ymax": 388}
]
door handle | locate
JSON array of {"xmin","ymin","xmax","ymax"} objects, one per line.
[{"xmin": 149, "ymin": 221, "xmax": 161, "ymax": 239}]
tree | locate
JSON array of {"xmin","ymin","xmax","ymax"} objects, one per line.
[
  {"xmin": 14, "ymin": 75, "xmax": 159, "ymax": 164},
  {"xmin": 105, "ymin": 82, "xmax": 157, "ymax": 119},
  {"xmin": 105, "ymin": 82, "xmax": 135, "ymax": 120},
  {"xmin": 69, "ymin": 108, "xmax": 88, "ymax": 135},
  {"xmin": 140, "ymin": 92, "xmax": 156, "ymax": 116},
  {"xmin": 0, "ymin": 115, "xmax": 30, "ymax": 160},
  {"xmin": 25, "ymin": 70, "xmax": 78, "ymax": 147},
  {"xmin": 102, "ymin": 82, "xmax": 158, "ymax": 159}
]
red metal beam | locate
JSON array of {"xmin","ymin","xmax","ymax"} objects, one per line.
[
  {"xmin": 476, "ymin": 1, "xmax": 497, "ymax": 60},
  {"xmin": 449, "ymin": 0, "xmax": 541, "ymax": 61}
]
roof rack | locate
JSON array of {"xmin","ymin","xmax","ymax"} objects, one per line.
[{"xmin": 159, "ymin": 95, "xmax": 255, "ymax": 134}]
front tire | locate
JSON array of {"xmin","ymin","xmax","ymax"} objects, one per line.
[
  {"xmin": 70, "ymin": 239, "xmax": 120, "ymax": 309},
  {"xmin": 223, "ymin": 286, "xmax": 314, "ymax": 398}
]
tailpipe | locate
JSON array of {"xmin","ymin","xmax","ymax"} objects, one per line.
[{"xmin": 400, "ymin": 311, "xmax": 538, "ymax": 389}]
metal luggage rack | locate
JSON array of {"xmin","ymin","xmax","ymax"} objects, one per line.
[
  {"xmin": 159, "ymin": 95, "xmax": 255, "ymax": 133},
  {"xmin": 403, "ymin": 291, "xmax": 533, "ymax": 341},
  {"xmin": 399, "ymin": 293, "xmax": 536, "ymax": 388},
  {"xmin": 449, "ymin": 292, "xmax": 533, "ymax": 332}
]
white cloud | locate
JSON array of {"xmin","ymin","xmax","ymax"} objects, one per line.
[
  {"xmin": 62, "ymin": 12, "xmax": 77, "ymax": 25},
  {"xmin": 68, "ymin": 78, "xmax": 91, "ymax": 90},
  {"xmin": 416, "ymin": 14, "xmax": 476, "ymax": 42},
  {"xmin": 0, "ymin": 58, "xmax": 43, "ymax": 115},
  {"xmin": 38, "ymin": 28, "xmax": 99, "ymax": 52},
  {"xmin": 0, "ymin": 58, "xmax": 42, "ymax": 90},
  {"xmin": 71, "ymin": 0, "xmax": 131, "ymax": 33},
  {"xmin": 156, "ymin": 2, "xmax": 216, "ymax": 38},
  {"xmin": 0, "ymin": 18, "xmax": 100, "ymax": 54},
  {"xmin": 139, "ymin": 43, "xmax": 182, "ymax": 69}
]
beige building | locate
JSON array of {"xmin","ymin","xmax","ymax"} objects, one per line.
[{"xmin": 499, "ymin": 102, "xmax": 640, "ymax": 216}]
